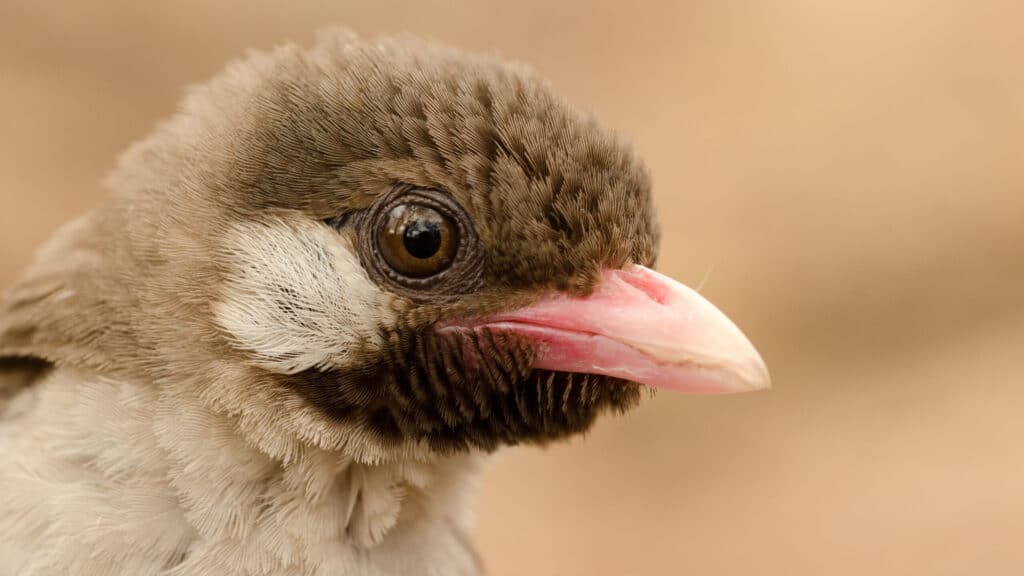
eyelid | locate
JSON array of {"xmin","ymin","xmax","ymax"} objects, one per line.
[{"xmin": 326, "ymin": 213, "xmax": 353, "ymax": 230}]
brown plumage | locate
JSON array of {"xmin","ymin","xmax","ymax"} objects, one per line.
[{"xmin": 0, "ymin": 29, "xmax": 767, "ymax": 575}]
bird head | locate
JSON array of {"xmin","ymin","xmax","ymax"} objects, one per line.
[{"xmin": 0, "ymin": 30, "xmax": 769, "ymax": 462}]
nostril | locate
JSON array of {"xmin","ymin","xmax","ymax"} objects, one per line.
[{"xmin": 610, "ymin": 265, "xmax": 671, "ymax": 305}]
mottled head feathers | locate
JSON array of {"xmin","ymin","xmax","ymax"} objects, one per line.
[{"xmin": 0, "ymin": 29, "xmax": 659, "ymax": 461}]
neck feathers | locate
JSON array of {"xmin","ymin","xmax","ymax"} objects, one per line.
[{"xmin": 0, "ymin": 367, "xmax": 483, "ymax": 575}]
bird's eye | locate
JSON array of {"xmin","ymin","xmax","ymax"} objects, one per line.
[
  {"xmin": 351, "ymin": 185, "xmax": 484, "ymax": 299},
  {"xmin": 378, "ymin": 204, "xmax": 459, "ymax": 277}
]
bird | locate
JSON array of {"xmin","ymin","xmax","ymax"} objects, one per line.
[{"xmin": 0, "ymin": 29, "xmax": 769, "ymax": 576}]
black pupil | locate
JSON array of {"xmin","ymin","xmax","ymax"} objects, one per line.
[{"xmin": 403, "ymin": 220, "xmax": 442, "ymax": 259}]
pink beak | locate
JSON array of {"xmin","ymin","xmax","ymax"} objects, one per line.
[{"xmin": 443, "ymin": 265, "xmax": 770, "ymax": 394}]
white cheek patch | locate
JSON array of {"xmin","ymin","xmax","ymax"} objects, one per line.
[{"xmin": 214, "ymin": 217, "xmax": 396, "ymax": 374}]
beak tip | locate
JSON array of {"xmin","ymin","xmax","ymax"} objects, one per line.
[
  {"xmin": 708, "ymin": 354, "xmax": 771, "ymax": 394},
  {"xmin": 738, "ymin": 357, "xmax": 772, "ymax": 393}
]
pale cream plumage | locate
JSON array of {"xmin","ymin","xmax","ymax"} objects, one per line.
[{"xmin": 0, "ymin": 366, "xmax": 482, "ymax": 575}]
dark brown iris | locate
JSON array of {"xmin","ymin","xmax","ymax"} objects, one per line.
[
  {"xmin": 379, "ymin": 204, "xmax": 458, "ymax": 278},
  {"xmin": 356, "ymin": 185, "xmax": 485, "ymax": 300}
]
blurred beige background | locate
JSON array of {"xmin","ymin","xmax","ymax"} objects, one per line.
[{"xmin": 2, "ymin": 1, "xmax": 1023, "ymax": 574}]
